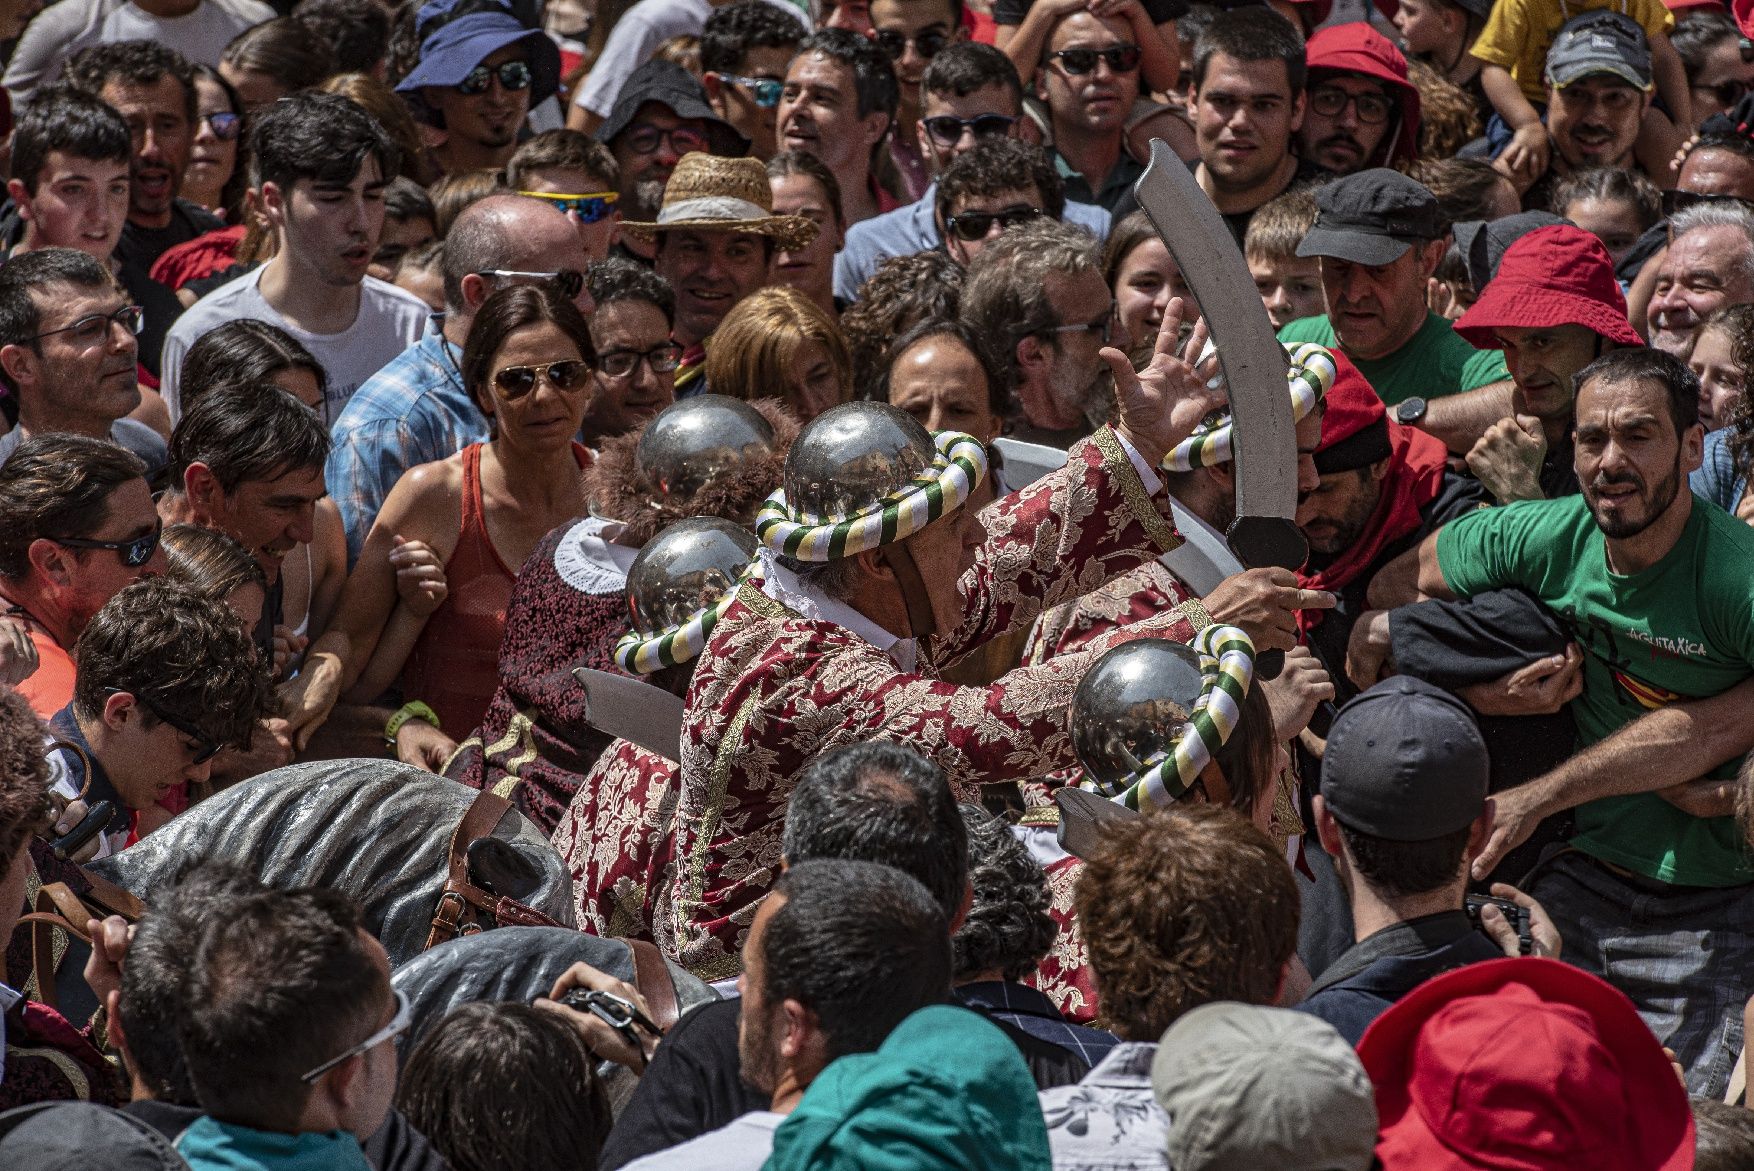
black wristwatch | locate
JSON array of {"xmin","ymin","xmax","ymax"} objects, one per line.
[{"xmin": 1395, "ymin": 396, "xmax": 1429, "ymax": 426}]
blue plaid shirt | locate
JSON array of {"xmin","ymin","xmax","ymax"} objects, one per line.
[{"xmin": 325, "ymin": 331, "xmax": 489, "ymax": 565}]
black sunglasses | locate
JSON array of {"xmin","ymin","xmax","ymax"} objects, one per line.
[
  {"xmin": 922, "ymin": 113, "xmax": 1016, "ymax": 146},
  {"xmin": 48, "ymin": 517, "xmax": 161, "ymax": 568},
  {"xmin": 493, "ymin": 358, "xmax": 593, "ymax": 399},
  {"xmin": 202, "ymin": 110, "xmax": 242, "ymax": 141},
  {"xmin": 946, "ymin": 204, "xmax": 1043, "ymax": 241},
  {"xmin": 873, "ymin": 27, "xmax": 950, "ymax": 61},
  {"xmin": 1660, "ymin": 189, "xmax": 1754, "ymax": 217},
  {"xmin": 1048, "ymin": 45, "xmax": 1141, "ymax": 76},
  {"xmin": 458, "ymin": 60, "xmax": 532, "ymax": 95},
  {"xmin": 105, "ymin": 687, "xmax": 224, "ymax": 764}
]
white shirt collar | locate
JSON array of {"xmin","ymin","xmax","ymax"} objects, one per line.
[
  {"xmin": 553, "ymin": 516, "xmax": 639, "ymax": 595},
  {"xmin": 755, "ymin": 548, "xmax": 917, "ymax": 672}
]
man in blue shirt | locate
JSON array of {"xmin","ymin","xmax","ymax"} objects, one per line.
[
  {"xmin": 326, "ymin": 193, "xmax": 593, "ymax": 564},
  {"xmin": 835, "ymin": 41, "xmax": 1109, "ymax": 302}
]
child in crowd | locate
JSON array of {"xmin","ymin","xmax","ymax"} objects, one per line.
[{"xmin": 1245, "ymin": 188, "xmax": 1324, "ymax": 331}]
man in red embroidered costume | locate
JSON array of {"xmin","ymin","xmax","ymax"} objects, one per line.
[{"xmin": 668, "ymin": 302, "xmax": 1267, "ymax": 979}]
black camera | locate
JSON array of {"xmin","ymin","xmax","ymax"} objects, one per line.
[{"xmin": 1465, "ymin": 893, "xmax": 1533, "ymax": 956}]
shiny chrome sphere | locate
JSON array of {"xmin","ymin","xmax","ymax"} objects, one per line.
[
  {"xmin": 1070, "ymin": 638, "xmax": 1207, "ymax": 789},
  {"xmin": 625, "ymin": 516, "xmax": 759, "ymax": 631}
]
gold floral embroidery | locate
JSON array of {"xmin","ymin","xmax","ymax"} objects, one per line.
[{"xmin": 1092, "ymin": 425, "xmax": 1181, "ymax": 554}]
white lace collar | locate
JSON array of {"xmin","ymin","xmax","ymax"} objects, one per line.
[{"xmin": 553, "ymin": 516, "xmax": 639, "ymax": 595}]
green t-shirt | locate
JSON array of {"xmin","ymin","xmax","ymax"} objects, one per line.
[
  {"xmin": 1278, "ymin": 312, "xmax": 1509, "ymax": 406},
  {"xmin": 1438, "ymin": 494, "xmax": 1754, "ymax": 887}
]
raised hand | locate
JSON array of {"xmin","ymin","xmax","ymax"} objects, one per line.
[{"xmin": 1104, "ymin": 296, "xmax": 1225, "ymax": 467}]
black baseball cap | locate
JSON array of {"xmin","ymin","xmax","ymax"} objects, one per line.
[
  {"xmin": 1297, "ymin": 169, "xmax": 1443, "ymax": 267},
  {"xmin": 1453, "ymin": 210, "xmax": 1567, "ymax": 293},
  {"xmin": 1321, "ymin": 676, "xmax": 1488, "ymax": 841},
  {"xmin": 595, "ymin": 59, "xmax": 749, "ymax": 157}
]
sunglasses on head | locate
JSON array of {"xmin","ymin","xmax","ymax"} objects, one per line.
[
  {"xmin": 48, "ymin": 516, "xmax": 160, "ymax": 568},
  {"xmin": 1660, "ymin": 189, "xmax": 1754, "ymax": 217},
  {"xmin": 922, "ymin": 113, "xmax": 1016, "ymax": 146},
  {"xmin": 715, "ymin": 72, "xmax": 784, "ymax": 108},
  {"xmin": 478, "ymin": 268, "xmax": 585, "ymax": 300},
  {"xmin": 458, "ymin": 59, "xmax": 533, "ymax": 95},
  {"xmin": 518, "ymin": 190, "xmax": 619, "ymax": 223},
  {"xmin": 946, "ymin": 204, "xmax": 1043, "ymax": 241},
  {"xmin": 1048, "ymin": 45, "xmax": 1141, "ymax": 76},
  {"xmin": 873, "ymin": 26, "xmax": 950, "ymax": 61},
  {"xmin": 202, "ymin": 110, "xmax": 242, "ymax": 141},
  {"xmin": 493, "ymin": 358, "xmax": 593, "ymax": 398}
]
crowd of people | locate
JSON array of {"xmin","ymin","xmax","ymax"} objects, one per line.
[{"xmin": 6, "ymin": 0, "xmax": 1754, "ymax": 1164}]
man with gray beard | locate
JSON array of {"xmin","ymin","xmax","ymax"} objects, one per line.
[{"xmin": 597, "ymin": 60, "xmax": 752, "ymax": 263}]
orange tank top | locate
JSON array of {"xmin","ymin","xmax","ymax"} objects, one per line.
[{"xmin": 400, "ymin": 442, "xmax": 589, "ymax": 736}]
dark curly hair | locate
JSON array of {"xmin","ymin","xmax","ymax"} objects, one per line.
[
  {"xmin": 952, "ymin": 804, "xmax": 1055, "ymax": 983},
  {"xmin": 72, "ymin": 576, "xmax": 273, "ymax": 750},
  {"xmin": 1709, "ymin": 305, "xmax": 1754, "ymax": 481},
  {"xmin": 1075, "ymin": 804, "xmax": 1298, "ymax": 1040},
  {"xmin": 0, "ymin": 686, "xmax": 50, "ymax": 866},
  {"xmin": 842, "ymin": 251, "xmax": 964, "ymax": 402},
  {"xmin": 397, "ymin": 1001, "xmax": 613, "ymax": 1171}
]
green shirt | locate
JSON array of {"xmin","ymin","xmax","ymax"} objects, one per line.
[
  {"xmin": 1437, "ymin": 494, "xmax": 1754, "ymax": 887},
  {"xmin": 1278, "ymin": 312, "xmax": 1509, "ymax": 406}
]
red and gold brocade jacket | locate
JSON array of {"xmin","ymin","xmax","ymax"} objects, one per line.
[{"xmin": 666, "ymin": 427, "xmax": 1198, "ymax": 979}]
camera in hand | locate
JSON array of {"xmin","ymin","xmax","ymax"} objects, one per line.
[{"xmin": 1465, "ymin": 893, "xmax": 1533, "ymax": 956}]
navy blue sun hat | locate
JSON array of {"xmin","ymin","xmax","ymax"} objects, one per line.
[{"xmin": 396, "ymin": 0, "xmax": 561, "ymax": 105}]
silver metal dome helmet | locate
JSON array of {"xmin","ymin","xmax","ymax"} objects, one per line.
[
  {"xmin": 782, "ymin": 400, "xmax": 940, "ymax": 525},
  {"xmin": 615, "ymin": 516, "xmax": 761, "ymax": 674},
  {"xmin": 624, "ymin": 517, "xmax": 760, "ymax": 634},
  {"xmin": 1070, "ymin": 638, "xmax": 1209, "ymax": 792},
  {"xmin": 636, "ymin": 394, "xmax": 778, "ymax": 503}
]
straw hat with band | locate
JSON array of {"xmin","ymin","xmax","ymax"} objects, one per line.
[
  {"xmin": 622, "ymin": 153, "xmax": 819, "ymax": 253},
  {"xmin": 755, "ymin": 401, "xmax": 987, "ymax": 639},
  {"xmin": 1454, "ymin": 224, "xmax": 1645, "ymax": 350},
  {"xmin": 1165, "ymin": 342, "xmax": 1337, "ymax": 471}
]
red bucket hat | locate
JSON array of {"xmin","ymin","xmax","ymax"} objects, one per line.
[
  {"xmin": 1455, "ymin": 224, "xmax": 1644, "ymax": 349},
  {"xmin": 1358, "ymin": 957, "xmax": 1695, "ymax": 1171},
  {"xmin": 1304, "ymin": 24, "xmax": 1422, "ymax": 168}
]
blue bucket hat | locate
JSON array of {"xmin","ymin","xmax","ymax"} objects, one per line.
[{"xmin": 396, "ymin": 0, "xmax": 561, "ymax": 105}]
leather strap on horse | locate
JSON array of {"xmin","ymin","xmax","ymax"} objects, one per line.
[
  {"xmin": 21, "ymin": 880, "xmax": 140, "ymax": 1014},
  {"xmin": 424, "ymin": 790, "xmax": 564, "ymax": 951},
  {"xmin": 625, "ymin": 937, "xmax": 679, "ymax": 1032}
]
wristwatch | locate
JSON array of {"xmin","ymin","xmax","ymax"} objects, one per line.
[{"xmin": 1395, "ymin": 396, "xmax": 1429, "ymax": 426}]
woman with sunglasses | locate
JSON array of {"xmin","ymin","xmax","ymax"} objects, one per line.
[
  {"xmin": 183, "ymin": 67, "xmax": 246, "ymax": 220},
  {"xmin": 322, "ymin": 283, "xmax": 598, "ymax": 756}
]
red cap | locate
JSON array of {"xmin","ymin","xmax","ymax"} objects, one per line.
[
  {"xmin": 1313, "ymin": 352, "xmax": 1393, "ymax": 473},
  {"xmin": 1359, "ymin": 958, "xmax": 1695, "ymax": 1171},
  {"xmin": 1455, "ymin": 224, "xmax": 1644, "ymax": 349},
  {"xmin": 1304, "ymin": 23, "xmax": 1422, "ymax": 168},
  {"xmin": 1666, "ymin": 0, "xmax": 1721, "ymax": 9}
]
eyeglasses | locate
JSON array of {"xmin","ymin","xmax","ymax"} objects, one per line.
[
  {"xmin": 597, "ymin": 342, "xmax": 683, "ymax": 379},
  {"xmin": 301, "ymin": 989, "xmax": 412, "ymax": 1084},
  {"xmin": 922, "ymin": 113, "xmax": 1017, "ymax": 146},
  {"xmin": 1308, "ymin": 85, "xmax": 1394, "ymax": 125},
  {"xmin": 1046, "ymin": 308, "xmax": 1115, "ymax": 345},
  {"xmin": 1695, "ymin": 78, "xmax": 1751, "ymax": 110},
  {"xmin": 946, "ymin": 204, "xmax": 1043, "ymax": 241},
  {"xmin": 201, "ymin": 110, "xmax": 242, "ymax": 141},
  {"xmin": 104, "ymin": 687, "xmax": 224, "ymax": 764},
  {"xmin": 873, "ymin": 27, "xmax": 950, "ymax": 61},
  {"xmin": 458, "ymin": 59, "xmax": 533, "ymax": 95},
  {"xmin": 715, "ymin": 72, "xmax": 784, "ymax": 108},
  {"xmin": 28, "ymin": 304, "xmax": 143, "ymax": 346},
  {"xmin": 1660, "ymin": 189, "xmax": 1754, "ymax": 217},
  {"xmin": 518, "ymin": 190, "xmax": 619, "ymax": 223},
  {"xmin": 623, "ymin": 123, "xmax": 709, "ymax": 156},
  {"xmin": 1048, "ymin": 45, "xmax": 1141, "ymax": 76},
  {"xmin": 493, "ymin": 358, "xmax": 593, "ymax": 398},
  {"xmin": 478, "ymin": 268, "xmax": 585, "ymax": 300},
  {"xmin": 48, "ymin": 516, "xmax": 160, "ymax": 568}
]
